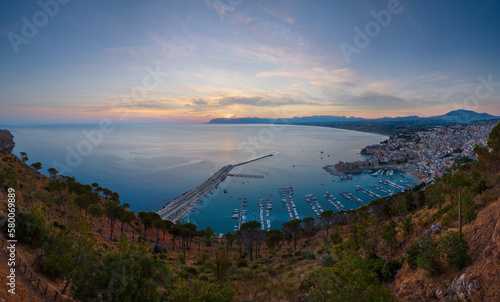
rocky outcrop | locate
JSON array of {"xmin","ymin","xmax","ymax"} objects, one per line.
[
  {"xmin": 433, "ymin": 273, "xmax": 481, "ymax": 301},
  {"xmin": 0, "ymin": 129, "xmax": 15, "ymax": 152},
  {"xmin": 361, "ymin": 146, "xmax": 380, "ymax": 155},
  {"xmin": 425, "ymin": 225, "xmax": 444, "ymax": 236}
]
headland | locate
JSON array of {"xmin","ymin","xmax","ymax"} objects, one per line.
[{"xmin": 0, "ymin": 129, "xmax": 15, "ymax": 152}]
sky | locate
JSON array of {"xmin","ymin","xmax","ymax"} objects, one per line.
[{"xmin": 0, "ymin": 0, "xmax": 499, "ymax": 123}]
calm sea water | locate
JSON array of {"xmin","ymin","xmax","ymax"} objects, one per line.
[{"xmin": 6, "ymin": 123, "xmax": 416, "ymax": 233}]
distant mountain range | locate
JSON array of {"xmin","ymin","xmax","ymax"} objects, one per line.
[{"xmin": 208, "ymin": 109, "xmax": 499, "ymax": 125}]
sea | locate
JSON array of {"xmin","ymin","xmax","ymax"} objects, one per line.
[{"xmin": 5, "ymin": 123, "xmax": 416, "ymax": 233}]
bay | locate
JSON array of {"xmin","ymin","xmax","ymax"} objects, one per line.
[{"xmin": 7, "ymin": 123, "xmax": 416, "ymax": 233}]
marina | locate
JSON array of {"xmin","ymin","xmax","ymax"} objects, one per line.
[
  {"xmin": 369, "ymin": 183, "xmax": 395, "ymax": 195},
  {"xmin": 340, "ymin": 191, "xmax": 365, "ymax": 205},
  {"xmin": 355, "ymin": 185, "xmax": 383, "ymax": 199},
  {"xmin": 379, "ymin": 179, "xmax": 407, "ymax": 191}
]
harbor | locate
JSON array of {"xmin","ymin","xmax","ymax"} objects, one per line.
[
  {"xmin": 156, "ymin": 154, "xmax": 273, "ymax": 222},
  {"xmin": 157, "ymin": 147, "xmax": 416, "ymax": 232}
]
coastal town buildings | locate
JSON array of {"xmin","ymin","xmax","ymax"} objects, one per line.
[{"xmin": 332, "ymin": 121, "xmax": 498, "ymax": 181}]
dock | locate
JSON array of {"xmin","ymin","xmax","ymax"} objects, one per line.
[
  {"xmin": 340, "ymin": 191, "xmax": 364, "ymax": 205},
  {"xmin": 237, "ymin": 198, "xmax": 248, "ymax": 230},
  {"xmin": 322, "ymin": 165, "xmax": 346, "ymax": 177},
  {"xmin": 378, "ymin": 179, "xmax": 406, "ymax": 191},
  {"xmin": 156, "ymin": 154, "xmax": 273, "ymax": 222},
  {"xmin": 305, "ymin": 194, "xmax": 323, "ymax": 217},
  {"xmin": 323, "ymin": 192, "xmax": 345, "ymax": 211},
  {"xmin": 355, "ymin": 185, "xmax": 383, "ymax": 199},
  {"xmin": 258, "ymin": 198, "xmax": 271, "ymax": 230},
  {"xmin": 227, "ymin": 174, "xmax": 264, "ymax": 178},
  {"xmin": 369, "ymin": 183, "xmax": 394, "ymax": 195},
  {"xmin": 279, "ymin": 187, "xmax": 299, "ymax": 220}
]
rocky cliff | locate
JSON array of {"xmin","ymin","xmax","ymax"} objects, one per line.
[{"xmin": 0, "ymin": 129, "xmax": 15, "ymax": 152}]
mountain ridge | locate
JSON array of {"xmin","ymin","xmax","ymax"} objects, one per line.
[{"xmin": 208, "ymin": 109, "xmax": 498, "ymax": 125}]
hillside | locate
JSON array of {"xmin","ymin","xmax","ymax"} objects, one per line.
[
  {"xmin": 0, "ymin": 121, "xmax": 499, "ymax": 301},
  {"xmin": 391, "ymin": 195, "xmax": 500, "ymax": 301}
]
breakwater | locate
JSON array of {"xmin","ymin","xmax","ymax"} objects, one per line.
[{"xmin": 156, "ymin": 154, "xmax": 273, "ymax": 222}]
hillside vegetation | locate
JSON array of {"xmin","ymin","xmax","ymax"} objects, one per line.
[{"xmin": 0, "ymin": 122, "xmax": 499, "ymax": 301}]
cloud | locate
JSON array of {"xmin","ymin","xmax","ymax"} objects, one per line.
[
  {"xmin": 217, "ymin": 96, "xmax": 310, "ymax": 107},
  {"xmin": 257, "ymin": 67, "xmax": 358, "ymax": 88},
  {"xmin": 345, "ymin": 92, "xmax": 408, "ymax": 108},
  {"xmin": 192, "ymin": 99, "xmax": 208, "ymax": 105}
]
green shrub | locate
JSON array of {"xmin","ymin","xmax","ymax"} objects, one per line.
[
  {"xmin": 416, "ymin": 235, "xmax": 442, "ymax": 275},
  {"xmin": 281, "ymin": 253, "xmax": 293, "ymax": 259},
  {"xmin": 381, "ymin": 260, "xmax": 402, "ymax": 283},
  {"xmin": 297, "ymin": 250, "xmax": 316, "ymax": 260},
  {"xmin": 301, "ymin": 254, "xmax": 396, "ymax": 302},
  {"xmin": 405, "ymin": 243, "xmax": 421, "ymax": 270},
  {"xmin": 441, "ymin": 209, "xmax": 457, "ymax": 227},
  {"xmin": 237, "ymin": 260, "xmax": 248, "ymax": 268},
  {"xmin": 461, "ymin": 193, "xmax": 477, "ymax": 224},
  {"xmin": 329, "ymin": 231, "xmax": 342, "ymax": 245},
  {"xmin": 320, "ymin": 254, "xmax": 336, "ymax": 267},
  {"xmin": 11, "ymin": 210, "xmax": 47, "ymax": 248},
  {"xmin": 440, "ymin": 231, "xmax": 469, "ymax": 271},
  {"xmin": 433, "ymin": 204, "xmax": 452, "ymax": 221},
  {"xmin": 186, "ymin": 266, "xmax": 198, "ymax": 276},
  {"xmin": 52, "ymin": 221, "xmax": 66, "ymax": 230}
]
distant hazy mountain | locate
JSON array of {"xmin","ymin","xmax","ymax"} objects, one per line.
[
  {"xmin": 208, "ymin": 110, "xmax": 498, "ymax": 125},
  {"xmin": 430, "ymin": 109, "xmax": 497, "ymax": 123}
]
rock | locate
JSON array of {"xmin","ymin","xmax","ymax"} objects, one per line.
[
  {"xmin": 361, "ymin": 146, "xmax": 378, "ymax": 155},
  {"xmin": 472, "ymin": 278, "xmax": 481, "ymax": 290},
  {"xmin": 467, "ymin": 282, "xmax": 475, "ymax": 295},
  {"xmin": 425, "ymin": 225, "xmax": 443, "ymax": 236},
  {"xmin": 435, "ymin": 286, "xmax": 444, "ymax": 298},
  {"xmin": 0, "ymin": 129, "xmax": 15, "ymax": 152},
  {"xmin": 483, "ymin": 245, "xmax": 493, "ymax": 257}
]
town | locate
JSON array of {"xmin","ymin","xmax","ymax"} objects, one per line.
[{"xmin": 328, "ymin": 120, "xmax": 498, "ymax": 183}]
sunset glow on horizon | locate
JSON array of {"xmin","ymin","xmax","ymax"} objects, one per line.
[{"xmin": 1, "ymin": 1, "xmax": 500, "ymax": 124}]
